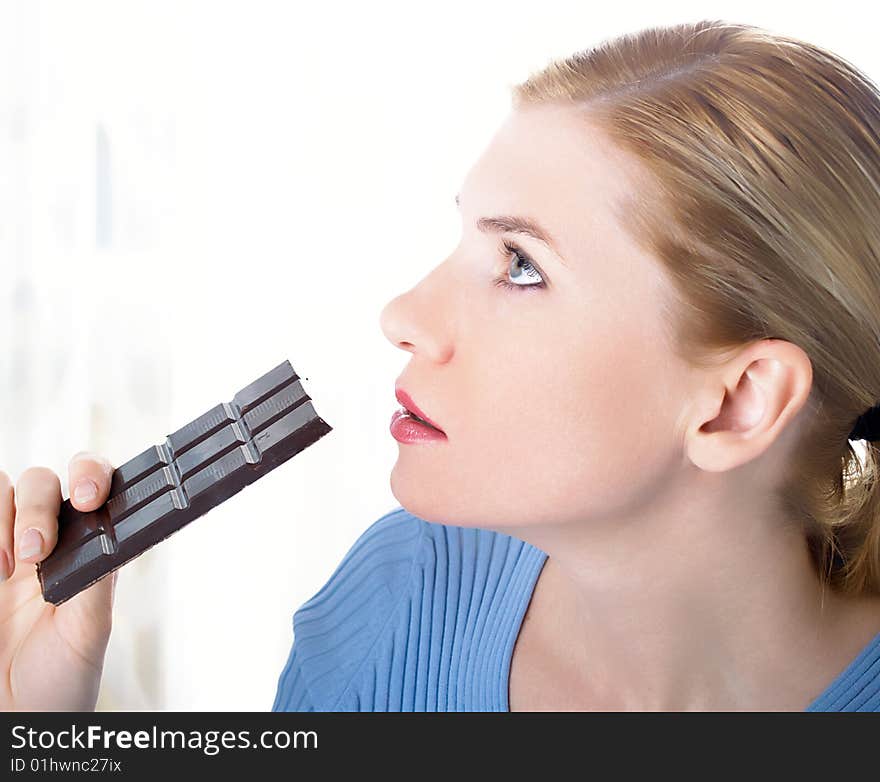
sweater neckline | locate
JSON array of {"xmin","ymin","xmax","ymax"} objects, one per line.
[{"xmin": 500, "ymin": 545, "xmax": 880, "ymax": 712}]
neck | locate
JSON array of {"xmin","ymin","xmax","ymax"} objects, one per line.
[{"xmin": 492, "ymin": 470, "xmax": 880, "ymax": 710}]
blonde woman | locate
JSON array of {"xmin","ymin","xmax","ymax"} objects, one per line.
[{"xmin": 3, "ymin": 19, "xmax": 880, "ymax": 711}]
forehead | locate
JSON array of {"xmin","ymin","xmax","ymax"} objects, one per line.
[{"xmin": 460, "ymin": 105, "xmax": 644, "ymax": 258}]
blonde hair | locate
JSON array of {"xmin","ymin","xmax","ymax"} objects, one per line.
[{"xmin": 511, "ymin": 20, "xmax": 880, "ymax": 597}]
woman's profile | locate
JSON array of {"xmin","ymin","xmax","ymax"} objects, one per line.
[
  {"xmin": 274, "ymin": 18, "xmax": 880, "ymax": 712},
  {"xmin": 2, "ymin": 18, "xmax": 880, "ymax": 711}
]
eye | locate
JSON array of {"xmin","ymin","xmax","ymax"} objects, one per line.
[{"xmin": 493, "ymin": 240, "xmax": 546, "ymax": 292}]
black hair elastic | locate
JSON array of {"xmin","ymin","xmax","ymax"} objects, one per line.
[{"xmin": 849, "ymin": 404, "xmax": 880, "ymax": 442}]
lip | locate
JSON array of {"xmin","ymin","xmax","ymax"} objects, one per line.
[{"xmin": 395, "ymin": 386, "xmax": 445, "ymax": 434}]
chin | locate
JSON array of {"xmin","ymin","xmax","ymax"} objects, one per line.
[
  {"xmin": 389, "ymin": 465, "xmax": 436, "ymax": 522},
  {"xmin": 388, "ymin": 464, "xmax": 494, "ymax": 529}
]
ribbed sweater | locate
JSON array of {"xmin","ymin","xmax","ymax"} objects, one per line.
[{"xmin": 272, "ymin": 507, "xmax": 880, "ymax": 711}]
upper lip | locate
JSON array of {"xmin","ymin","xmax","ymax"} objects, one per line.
[{"xmin": 395, "ymin": 385, "xmax": 445, "ymax": 433}]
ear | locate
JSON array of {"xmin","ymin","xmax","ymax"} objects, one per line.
[{"xmin": 685, "ymin": 339, "xmax": 813, "ymax": 473}]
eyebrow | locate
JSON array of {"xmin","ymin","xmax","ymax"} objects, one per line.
[{"xmin": 455, "ymin": 193, "xmax": 567, "ymax": 267}]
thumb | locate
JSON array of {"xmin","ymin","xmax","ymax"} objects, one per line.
[{"xmin": 53, "ymin": 568, "xmax": 116, "ymax": 655}]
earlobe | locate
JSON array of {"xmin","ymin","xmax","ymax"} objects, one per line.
[{"xmin": 687, "ymin": 404, "xmax": 746, "ymax": 473}]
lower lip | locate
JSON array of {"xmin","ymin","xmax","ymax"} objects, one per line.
[{"xmin": 390, "ymin": 409, "xmax": 447, "ymax": 443}]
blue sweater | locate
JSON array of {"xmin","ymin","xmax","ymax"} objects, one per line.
[{"xmin": 272, "ymin": 507, "xmax": 880, "ymax": 711}]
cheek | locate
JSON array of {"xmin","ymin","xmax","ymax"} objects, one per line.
[{"xmin": 476, "ymin": 335, "xmax": 662, "ymax": 515}]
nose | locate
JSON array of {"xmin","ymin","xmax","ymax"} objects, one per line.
[{"xmin": 379, "ymin": 268, "xmax": 454, "ymax": 364}]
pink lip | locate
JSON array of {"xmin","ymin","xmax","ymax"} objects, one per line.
[
  {"xmin": 389, "ymin": 410, "xmax": 447, "ymax": 443},
  {"xmin": 395, "ymin": 386, "xmax": 445, "ymax": 433}
]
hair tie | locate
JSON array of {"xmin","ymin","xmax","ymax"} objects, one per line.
[{"xmin": 849, "ymin": 404, "xmax": 880, "ymax": 441}]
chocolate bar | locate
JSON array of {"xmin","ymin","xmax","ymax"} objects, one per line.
[{"xmin": 37, "ymin": 360, "xmax": 333, "ymax": 606}]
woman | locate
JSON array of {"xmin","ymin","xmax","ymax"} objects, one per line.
[{"xmin": 3, "ymin": 19, "xmax": 880, "ymax": 711}]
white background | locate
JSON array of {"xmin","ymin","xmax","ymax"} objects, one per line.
[{"xmin": 0, "ymin": 0, "xmax": 876, "ymax": 709}]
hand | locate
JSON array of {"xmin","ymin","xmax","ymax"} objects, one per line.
[{"xmin": 0, "ymin": 451, "xmax": 118, "ymax": 711}]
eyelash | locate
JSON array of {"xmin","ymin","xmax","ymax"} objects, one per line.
[{"xmin": 492, "ymin": 240, "xmax": 546, "ymax": 293}]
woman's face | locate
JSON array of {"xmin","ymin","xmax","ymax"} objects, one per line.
[{"xmin": 379, "ymin": 103, "xmax": 694, "ymax": 533}]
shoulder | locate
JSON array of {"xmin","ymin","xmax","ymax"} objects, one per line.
[
  {"xmin": 273, "ymin": 509, "xmax": 544, "ymax": 711},
  {"xmin": 298, "ymin": 506, "xmax": 426, "ymax": 608},
  {"xmin": 274, "ymin": 507, "xmax": 427, "ymax": 710}
]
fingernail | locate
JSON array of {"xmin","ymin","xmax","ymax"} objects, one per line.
[
  {"xmin": 74, "ymin": 479, "xmax": 98, "ymax": 504},
  {"xmin": 19, "ymin": 528, "xmax": 44, "ymax": 560}
]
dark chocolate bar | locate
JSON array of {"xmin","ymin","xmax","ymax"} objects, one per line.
[{"xmin": 37, "ymin": 360, "xmax": 332, "ymax": 606}]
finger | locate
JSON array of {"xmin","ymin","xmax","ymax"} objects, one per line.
[
  {"xmin": 68, "ymin": 451, "xmax": 115, "ymax": 512},
  {"xmin": 14, "ymin": 467, "xmax": 62, "ymax": 566},
  {"xmin": 0, "ymin": 471, "xmax": 14, "ymax": 581}
]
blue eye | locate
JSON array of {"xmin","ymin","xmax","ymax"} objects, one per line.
[{"xmin": 493, "ymin": 240, "xmax": 546, "ymax": 292}]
